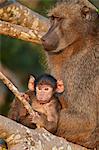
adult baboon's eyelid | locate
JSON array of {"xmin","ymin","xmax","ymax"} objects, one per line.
[
  {"xmin": 55, "ymin": 17, "xmax": 63, "ymax": 21},
  {"xmin": 49, "ymin": 15, "xmax": 61, "ymax": 19},
  {"xmin": 49, "ymin": 15, "xmax": 55, "ymax": 20}
]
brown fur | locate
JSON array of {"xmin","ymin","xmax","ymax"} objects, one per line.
[
  {"xmin": 41, "ymin": 0, "xmax": 99, "ymax": 148},
  {"xmin": 8, "ymin": 91, "xmax": 36, "ymax": 129},
  {"xmin": 8, "ymin": 90, "xmax": 62, "ymax": 134}
]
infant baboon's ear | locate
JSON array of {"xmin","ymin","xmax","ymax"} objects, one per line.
[
  {"xmin": 56, "ymin": 80, "xmax": 64, "ymax": 93},
  {"xmin": 28, "ymin": 75, "xmax": 35, "ymax": 91},
  {"xmin": 81, "ymin": 6, "xmax": 98, "ymax": 21}
]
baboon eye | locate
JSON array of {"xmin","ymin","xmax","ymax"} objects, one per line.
[
  {"xmin": 45, "ymin": 88, "xmax": 49, "ymax": 91},
  {"xmin": 50, "ymin": 15, "xmax": 63, "ymax": 26},
  {"xmin": 51, "ymin": 16, "xmax": 63, "ymax": 22},
  {"xmin": 50, "ymin": 15, "xmax": 55, "ymax": 20}
]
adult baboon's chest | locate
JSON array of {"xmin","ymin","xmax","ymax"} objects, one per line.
[{"xmin": 63, "ymin": 48, "xmax": 98, "ymax": 102}]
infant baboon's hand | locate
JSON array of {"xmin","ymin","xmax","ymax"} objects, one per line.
[
  {"xmin": 20, "ymin": 93, "xmax": 30, "ymax": 101},
  {"xmin": 28, "ymin": 112, "xmax": 40, "ymax": 123}
]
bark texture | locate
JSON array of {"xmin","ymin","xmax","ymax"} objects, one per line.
[
  {"xmin": 0, "ymin": 115, "xmax": 91, "ymax": 150},
  {"xmin": 0, "ymin": 2, "xmax": 49, "ymax": 44}
]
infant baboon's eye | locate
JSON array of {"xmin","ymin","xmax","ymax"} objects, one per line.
[{"xmin": 45, "ymin": 88, "xmax": 49, "ymax": 91}]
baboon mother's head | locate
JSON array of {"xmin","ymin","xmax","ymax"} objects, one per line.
[{"xmin": 41, "ymin": 0, "xmax": 98, "ymax": 53}]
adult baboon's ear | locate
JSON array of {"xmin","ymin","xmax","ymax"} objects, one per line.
[
  {"xmin": 56, "ymin": 80, "xmax": 64, "ymax": 93},
  {"xmin": 81, "ymin": 6, "xmax": 98, "ymax": 21},
  {"xmin": 28, "ymin": 75, "xmax": 35, "ymax": 91}
]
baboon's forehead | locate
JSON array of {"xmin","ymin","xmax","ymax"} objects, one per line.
[
  {"xmin": 48, "ymin": 3, "xmax": 81, "ymax": 18},
  {"xmin": 48, "ymin": 0, "xmax": 96, "ymax": 18}
]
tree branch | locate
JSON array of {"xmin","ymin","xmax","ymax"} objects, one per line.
[
  {"xmin": 0, "ymin": 2, "xmax": 48, "ymax": 29},
  {"xmin": 0, "ymin": 72, "xmax": 35, "ymax": 115},
  {"xmin": 0, "ymin": 115, "xmax": 89, "ymax": 150},
  {"xmin": 0, "ymin": 20, "xmax": 42, "ymax": 44},
  {"xmin": 0, "ymin": 2, "xmax": 49, "ymax": 43},
  {"xmin": 89, "ymin": 0, "xmax": 99, "ymax": 9},
  {"xmin": 0, "ymin": 63, "xmax": 23, "ymax": 90}
]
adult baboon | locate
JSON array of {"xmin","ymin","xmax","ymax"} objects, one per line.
[{"xmin": 41, "ymin": 0, "xmax": 99, "ymax": 149}]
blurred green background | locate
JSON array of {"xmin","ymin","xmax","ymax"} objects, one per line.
[
  {"xmin": 0, "ymin": 0, "xmax": 56, "ymax": 115},
  {"xmin": 0, "ymin": 0, "xmax": 98, "ymax": 115}
]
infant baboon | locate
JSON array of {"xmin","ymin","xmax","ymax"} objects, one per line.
[{"xmin": 8, "ymin": 74, "xmax": 64, "ymax": 134}]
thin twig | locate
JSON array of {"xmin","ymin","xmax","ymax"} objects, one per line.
[{"xmin": 0, "ymin": 71, "xmax": 35, "ymax": 115}]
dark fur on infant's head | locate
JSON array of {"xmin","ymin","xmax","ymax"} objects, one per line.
[{"xmin": 34, "ymin": 74, "xmax": 57, "ymax": 92}]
